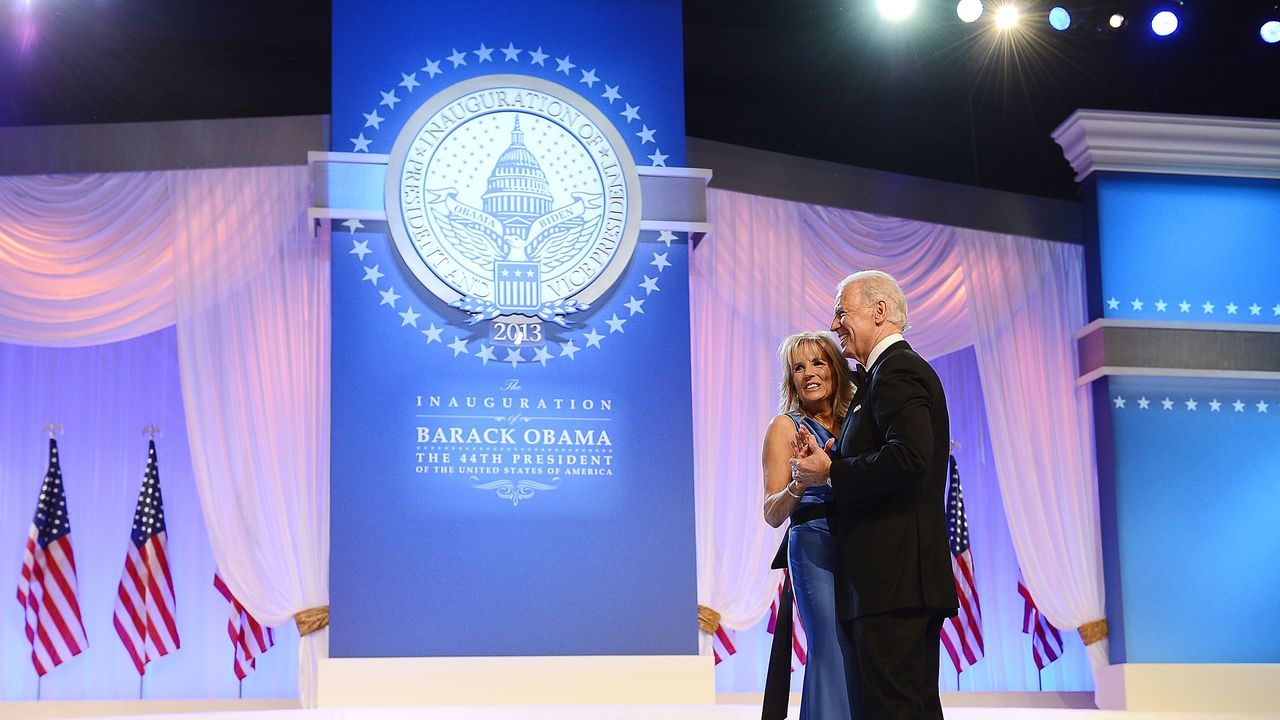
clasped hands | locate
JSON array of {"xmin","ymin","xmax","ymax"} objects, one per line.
[{"xmin": 789, "ymin": 426, "xmax": 835, "ymax": 488}]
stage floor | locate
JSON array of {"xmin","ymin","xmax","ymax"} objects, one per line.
[{"xmin": 6, "ymin": 703, "xmax": 1280, "ymax": 720}]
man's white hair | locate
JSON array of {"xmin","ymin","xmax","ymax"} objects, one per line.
[{"xmin": 836, "ymin": 270, "xmax": 910, "ymax": 330}]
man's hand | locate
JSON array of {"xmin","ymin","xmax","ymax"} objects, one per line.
[{"xmin": 790, "ymin": 427, "xmax": 834, "ymax": 487}]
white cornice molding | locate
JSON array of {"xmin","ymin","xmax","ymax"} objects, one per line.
[{"xmin": 1052, "ymin": 109, "xmax": 1280, "ymax": 182}]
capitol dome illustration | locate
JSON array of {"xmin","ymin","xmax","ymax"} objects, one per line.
[{"xmin": 481, "ymin": 116, "xmax": 555, "ymax": 238}]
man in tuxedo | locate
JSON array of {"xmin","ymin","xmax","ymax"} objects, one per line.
[{"xmin": 791, "ymin": 270, "xmax": 958, "ymax": 719}]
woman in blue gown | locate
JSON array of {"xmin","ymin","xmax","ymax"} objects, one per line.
[{"xmin": 762, "ymin": 331, "xmax": 858, "ymax": 719}]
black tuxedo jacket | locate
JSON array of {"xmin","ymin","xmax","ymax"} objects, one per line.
[{"xmin": 829, "ymin": 339, "xmax": 959, "ymax": 621}]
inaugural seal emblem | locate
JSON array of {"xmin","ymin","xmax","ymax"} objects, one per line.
[{"xmin": 385, "ymin": 74, "xmax": 642, "ymax": 329}]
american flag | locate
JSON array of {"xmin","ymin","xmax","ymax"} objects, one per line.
[
  {"xmin": 766, "ymin": 573, "xmax": 807, "ymax": 670},
  {"xmin": 113, "ymin": 439, "xmax": 180, "ymax": 674},
  {"xmin": 213, "ymin": 573, "xmax": 276, "ymax": 680},
  {"xmin": 710, "ymin": 623, "xmax": 736, "ymax": 665},
  {"xmin": 1018, "ymin": 569, "xmax": 1065, "ymax": 670},
  {"xmin": 940, "ymin": 454, "xmax": 984, "ymax": 673},
  {"xmin": 15, "ymin": 439, "xmax": 88, "ymax": 676}
]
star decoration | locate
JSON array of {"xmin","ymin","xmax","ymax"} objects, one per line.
[
  {"xmin": 1249, "ymin": 303, "xmax": 1261, "ymax": 316},
  {"xmin": 504, "ymin": 348, "xmax": 523, "ymax": 367},
  {"xmin": 579, "ymin": 68, "xmax": 599, "ymax": 87},
  {"xmin": 1233, "ymin": 400, "xmax": 1246, "ymax": 412},
  {"xmin": 1208, "ymin": 399, "xmax": 1221, "ymax": 412},
  {"xmin": 341, "ymin": 218, "xmax": 365, "ymax": 234},
  {"xmin": 447, "ymin": 48, "xmax": 468, "ymax": 67},
  {"xmin": 624, "ymin": 296, "xmax": 645, "ymax": 315},
  {"xmin": 501, "ymin": 43, "xmax": 521, "ymax": 61},
  {"xmin": 648, "ymin": 148, "xmax": 668, "ymax": 166},
  {"xmin": 584, "ymin": 329, "xmax": 604, "ymax": 348},
  {"xmin": 1137, "ymin": 396, "xmax": 1150, "ymax": 409},
  {"xmin": 422, "ymin": 324, "xmax": 443, "ymax": 343},
  {"xmin": 1179, "ymin": 300, "xmax": 1191, "ymax": 313},
  {"xmin": 422, "ymin": 58, "xmax": 442, "ymax": 77},
  {"xmin": 1273, "ymin": 304, "xmax": 1280, "ymax": 316},
  {"xmin": 528, "ymin": 46, "xmax": 548, "ymax": 65},
  {"xmin": 474, "ymin": 43, "xmax": 494, "ymax": 62},
  {"xmin": 349, "ymin": 239, "xmax": 371, "ymax": 260},
  {"xmin": 1113, "ymin": 395, "xmax": 1126, "ymax": 409},
  {"xmin": 362, "ymin": 265, "xmax": 384, "ymax": 285},
  {"xmin": 1130, "ymin": 298, "xmax": 1143, "ymax": 311},
  {"xmin": 532, "ymin": 347, "xmax": 552, "ymax": 366},
  {"xmin": 1184, "ymin": 398, "xmax": 1198, "ymax": 411},
  {"xmin": 605, "ymin": 314, "xmax": 627, "ymax": 333},
  {"xmin": 602, "ymin": 84, "xmax": 621, "ymax": 103},
  {"xmin": 621, "ymin": 103, "xmax": 640, "ymax": 123},
  {"xmin": 399, "ymin": 306, "xmax": 421, "ymax": 327},
  {"xmin": 379, "ymin": 287, "xmax": 401, "ymax": 307},
  {"xmin": 1226, "ymin": 302, "xmax": 1238, "ymax": 315},
  {"xmin": 350, "ymin": 133, "xmax": 372, "ymax": 152},
  {"xmin": 555, "ymin": 55, "xmax": 576, "ymax": 74},
  {"xmin": 640, "ymin": 275, "xmax": 660, "ymax": 294},
  {"xmin": 650, "ymin": 251, "xmax": 671, "ymax": 271},
  {"xmin": 448, "ymin": 337, "xmax": 469, "ymax": 356},
  {"xmin": 1202, "ymin": 301, "xmax": 1215, "ymax": 314},
  {"xmin": 1106, "ymin": 297, "xmax": 1120, "ymax": 310},
  {"xmin": 636, "ymin": 125, "xmax": 656, "ymax": 144},
  {"xmin": 1154, "ymin": 299, "xmax": 1167, "ymax": 312},
  {"xmin": 657, "ymin": 230, "xmax": 677, "ymax": 247},
  {"xmin": 379, "ymin": 90, "xmax": 400, "ymax": 109},
  {"xmin": 1258, "ymin": 400, "xmax": 1270, "ymax": 413},
  {"xmin": 475, "ymin": 344, "xmax": 496, "ymax": 364},
  {"xmin": 399, "ymin": 72, "xmax": 420, "ymax": 92},
  {"xmin": 1160, "ymin": 397, "xmax": 1174, "ymax": 410},
  {"xmin": 363, "ymin": 110, "xmax": 384, "ymax": 129},
  {"xmin": 560, "ymin": 340, "xmax": 580, "ymax": 359}
]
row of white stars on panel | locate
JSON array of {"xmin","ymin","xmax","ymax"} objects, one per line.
[
  {"xmin": 1106, "ymin": 297, "xmax": 1280, "ymax": 316},
  {"xmin": 343, "ymin": 220, "xmax": 676, "ymax": 366},
  {"xmin": 1112, "ymin": 395, "xmax": 1272, "ymax": 413},
  {"xmin": 350, "ymin": 42, "xmax": 669, "ymax": 167}
]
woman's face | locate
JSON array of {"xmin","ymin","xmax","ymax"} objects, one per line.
[{"xmin": 790, "ymin": 342, "xmax": 836, "ymax": 408}]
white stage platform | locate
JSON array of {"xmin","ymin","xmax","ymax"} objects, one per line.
[{"xmin": 4, "ymin": 699, "xmax": 1279, "ymax": 720}]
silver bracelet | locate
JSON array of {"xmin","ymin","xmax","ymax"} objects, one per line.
[{"xmin": 784, "ymin": 481, "xmax": 803, "ymax": 499}]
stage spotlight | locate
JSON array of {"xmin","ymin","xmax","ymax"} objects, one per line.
[
  {"xmin": 994, "ymin": 4, "xmax": 1021, "ymax": 29},
  {"xmin": 1262, "ymin": 20, "xmax": 1280, "ymax": 44},
  {"xmin": 1048, "ymin": 6, "xmax": 1071, "ymax": 30},
  {"xmin": 957, "ymin": 0, "xmax": 984, "ymax": 23},
  {"xmin": 1151, "ymin": 10, "xmax": 1178, "ymax": 36},
  {"xmin": 876, "ymin": 0, "xmax": 918, "ymax": 21},
  {"xmin": 1108, "ymin": 13, "xmax": 1127, "ymax": 29}
]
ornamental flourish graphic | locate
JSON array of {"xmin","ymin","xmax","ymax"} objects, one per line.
[{"xmin": 385, "ymin": 74, "xmax": 642, "ymax": 327}]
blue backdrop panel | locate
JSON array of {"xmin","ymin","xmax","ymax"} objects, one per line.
[
  {"xmin": 328, "ymin": 0, "xmax": 697, "ymax": 657},
  {"xmin": 1096, "ymin": 174, "xmax": 1280, "ymax": 323},
  {"xmin": 1106, "ymin": 376, "xmax": 1280, "ymax": 663}
]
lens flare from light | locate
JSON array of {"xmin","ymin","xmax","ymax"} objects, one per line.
[
  {"xmin": 1109, "ymin": 13, "xmax": 1126, "ymax": 29},
  {"xmin": 1262, "ymin": 20, "xmax": 1280, "ymax": 44},
  {"xmin": 957, "ymin": 0, "xmax": 983, "ymax": 23},
  {"xmin": 1048, "ymin": 6, "xmax": 1071, "ymax": 31},
  {"xmin": 876, "ymin": 0, "xmax": 918, "ymax": 21},
  {"xmin": 995, "ymin": 5, "xmax": 1020, "ymax": 29},
  {"xmin": 1151, "ymin": 10, "xmax": 1178, "ymax": 36}
]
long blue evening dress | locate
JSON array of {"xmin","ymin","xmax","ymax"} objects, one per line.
[{"xmin": 787, "ymin": 411, "xmax": 857, "ymax": 720}]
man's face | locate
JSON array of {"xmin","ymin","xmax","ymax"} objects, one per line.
[{"xmin": 830, "ymin": 283, "xmax": 882, "ymax": 364}]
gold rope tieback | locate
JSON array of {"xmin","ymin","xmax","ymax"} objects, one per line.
[
  {"xmin": 293, "ymin": 605, "xmax": 329, "ymax": 636},
  {"xmin": 697, "ymin": 604, "xmax": 721, "ymax": 634},
  {"xmin": 1078, "ymin": 618, "xmax": 1108, "ymax": 645}
]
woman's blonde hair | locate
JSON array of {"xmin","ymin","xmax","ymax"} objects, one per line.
[{"xmin": 776, "ymin": 332, "xmax": 855, "ymax": 421}]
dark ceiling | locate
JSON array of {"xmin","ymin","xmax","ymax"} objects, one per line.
[{"xmin": 1, "ymin": 1, "xmax": 1277, "ymax": 199}]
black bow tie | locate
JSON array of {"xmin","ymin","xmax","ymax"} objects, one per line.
[{"xmin": 853, "ymin": 364, "xmax": 869, "ymax": 389}]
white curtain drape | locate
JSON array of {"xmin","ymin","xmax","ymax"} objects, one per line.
[
  {"xmin": 694, "ymin": 189, "xmax": 1107, "ymax": 683},
  {"xmin": 958, "ymin": 230, "xmax": 1108, "ymax": 669},
  {"xmin": 0, "ymin": 167, "xmax": 327, "ymax": 702},
  {"xmin": 171, "ymin": 166, "xmax": 330, "ymax": 706},
  {"xmin": 0, "ymin": 173, "xmax": 176, "ymax": 346}
]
